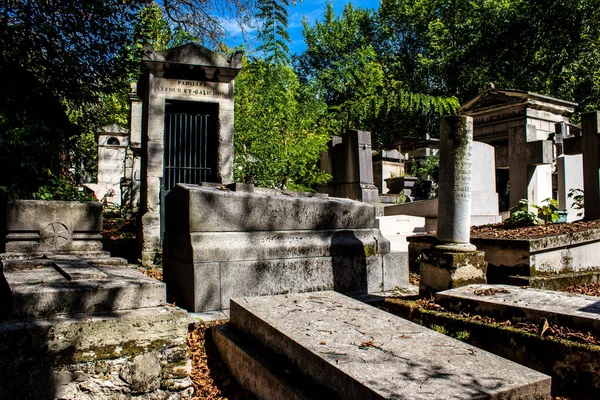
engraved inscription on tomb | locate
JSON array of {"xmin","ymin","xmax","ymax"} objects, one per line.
[{"xmin": 154, "ymin": 79, "xmax": 230, "ymax": 98}]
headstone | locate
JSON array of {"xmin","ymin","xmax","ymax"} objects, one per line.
[
  {"xmin": 85, "ymin": 124, "xmax": 129, "ymax": 205},
  {"xmin": 136, "ymin": 43, "xmax": 243, "ymax": 265},
  {"xmin": 556, "ymin": 154, "xmax": 584, "ymax": 221},
  {"xmin": 317, "ymin": 130, "xmax": 378, "ymax": 203},
  {"xmin": 582, "ymin": 111, "xmax": 600, "ymax": 220},
  {"xmin": 470, "ymin": 142, "xmax": 502, "ymax": 225},
  {"xmin": 419, "ymin": 116, "xmax": 487, "ymax": 296},
  {"xmin": 508, "ymin": 124, "xmax": 553, "ymax": 208}
]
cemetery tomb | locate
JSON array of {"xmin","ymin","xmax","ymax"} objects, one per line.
[
  {"xmin": 213, "ymin": 291, "xmax": 552, "ymax": 399},
  {"xmin": 136, "ymin": 43, "xmax": 243, "ymax": 265},
  {"xmin": 318, "ymin": 129, "xmax": 379, "ymax": 203},
  {"xmin": 460, "ymin": 88, "xmax": 577, "ymax": 211},
  {"xmin": 163, "ymin": 183, "xmax": 406, "ymax": 312},
  {"xmin": 0, "ymin": 200, "xmax": 191, "ymax": 398},
  {"xmin": 436, "ymin": 284, "xmax": 600, "ymax": 336}
]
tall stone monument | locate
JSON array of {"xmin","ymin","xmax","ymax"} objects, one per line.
[
  {"xmin": 317, "ymin": 129, "xmax": 379, "ymax": 203},
  {"xmin": 136, "ymin": 43, "xmax": 243, "ymax": 265},
  {"xmin": 419, "ymin": 116, "xmax": 487, "ymax": 296}
]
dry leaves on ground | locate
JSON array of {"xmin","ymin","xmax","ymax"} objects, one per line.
[
  {"xmin": 187, "ymin": 321, "xmax": 256, "ymax": 400},
  {"xmin": 470, "ymin": 219, "xmax": 600, "ymax": 240},
  {"xmin": 563, "ymin": 282, "xmax": 600, "ymax": 297}
]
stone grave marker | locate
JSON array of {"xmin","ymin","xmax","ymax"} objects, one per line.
[
  {"xmin": 419, "ymin": 116, "xmax": 487, "ymax": 296},
  {"xmin": 318, "ymin": 129, "xmax": 379, "ymax": 203}
]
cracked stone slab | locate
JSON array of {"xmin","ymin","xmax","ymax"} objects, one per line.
[
  {"xmin": 436, "ymin": 284, "xmax": 600, "ymax": 335},
  {"xmin": 229, "ymin": 291, "xmax": 551, "ymax": 400}
]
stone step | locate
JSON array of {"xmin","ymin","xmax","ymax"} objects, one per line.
[
  {"xmin": 436, "ymin": 284, "xmax": 600, "ymax": 335},
  {"xmin": 223, "ymin": 291, "xmax": 551, "ymax": 400},
  {"xmin": 2, "ymin": 259, "xmax": 165, "ymax": 319}
]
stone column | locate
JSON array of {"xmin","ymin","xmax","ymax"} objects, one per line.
[
  {"xmin": 582, "ymin": 111, "xmax": 600, "ymax": 220},
  {"xmin": 436, "ymin": 116, "xmax": 476, "ymax": 250},
  {"xmin": 419, "ymin": 116, "xmax": 487, "ymax": 296}
]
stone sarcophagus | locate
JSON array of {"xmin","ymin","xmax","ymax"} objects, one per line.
[
  {"xmin": 163, "ymin": 184, "xmax": 403, "ymax": 312},
  {"xmin": 1, "ymin": 200, "xmax": 104, "ymax": 257}
]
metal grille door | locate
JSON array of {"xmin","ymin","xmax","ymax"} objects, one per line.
[{"xmin": 163, "ymin": 101, "xmax": 217, "ymax": 191}]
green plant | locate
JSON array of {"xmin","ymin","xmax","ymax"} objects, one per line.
[
  {"xmin": 537, "ymin": 198, "xmax": 560, "ymax": 224},
  {"xmin": 504, "ymin": 199, "xmax": 538, "ymax": 227},
  {"xmin": 430, "ymin": 324, "xmax": 448, "ymax": 335},
  {"xmin": 32, "ymin": 178, "xmax": 96, "ymax": 202},
  {"xmin": 454, "ymin": 330, "xmax": 471, "ymax": 341},
  {"xmin": 568, "ymin": 188, "xmax": 584, "ymax": 217}
]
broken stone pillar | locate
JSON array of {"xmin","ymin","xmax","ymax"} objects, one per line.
[
  {"xmin": 582, "ymin": 111, "xmax": 600, "ymax": 220},
  {"xmin": 508, "ymin": 124, "xmax": 553, "ymax": 209},
  {"xmin": 420, "ymin": 116, "xmax": 487, "ymax": 296}
]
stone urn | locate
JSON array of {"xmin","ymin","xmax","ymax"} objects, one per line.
[
  {"xmin": 384, "ymin": 176, "xmax": 417, "ymax": 195},
  {"xmin": 2, "ymin": 200, "xmax": 103, "ymax": 256}
]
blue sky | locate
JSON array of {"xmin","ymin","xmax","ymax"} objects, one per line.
[{"xmin": 224, "ymin": 0, "xmax": 378, "ymax": 55}]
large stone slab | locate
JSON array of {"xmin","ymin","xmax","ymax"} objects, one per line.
[
  {"xmin": 437, "ymin": 284, "xmax": 600, "ymax": 335},
  {"xmin": 165, "ymin": 183, "xmax": 376, "ymax": 232},
  {"xmin": 2, "ymin": 257, "xmax": 165, "ymax": 319},
  {"xmin": 229, "ymin": 291, "xmax": 551, "ymax": 400}
]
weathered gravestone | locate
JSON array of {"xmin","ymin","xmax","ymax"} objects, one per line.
[
  {"xmin": 318, "ymin": 129, "xmax": 379, "ymax": 204},
  {"xmin": 563, "ymin": 111, "xmax": 600, "ymax": 220},
  {"xmin": 0, "ymin": 200, "xmax": 191, "ymax": 399},
  {"xmin": 85, "ymin": 124, "xmax": 129, "ymax": 205},
  {"xmin": 419, "ymin": 116, "xmax": 488, "ymax": 296},
  {"xmin": 135, "ymin": 43, "xmax": 243, "ymax": 265},
  {"xmin": 212, "ymin": 291, "xmax": 552, "ymax": 399}
]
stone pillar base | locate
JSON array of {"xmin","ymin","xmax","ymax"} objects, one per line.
[{"xmin": 419, "ymin": 246, "xmax": 487, "ymax": 297}]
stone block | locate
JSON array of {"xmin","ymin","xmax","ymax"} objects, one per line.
[
  {"xmin": 4, "ymin": 200, "xmax": 103, "ymax": 255},
  {"xmin": 382, "ymin": 251, "xmax": 408, "ymax": 289},
  {"xmin": 437, "ymin": 284, "xmax": 600, "ymax": 336},
  {"xmin": 227, "ymin": 291, "xmax": 551, "ymax": 400},
  {"xmin": 0, "ymin": 305, "xmax": 190, "ymax": 399},
  {"xmin": 165, "ymin": 229, "xmax": 386, "ymax": 264},
  {"xmin": 420, "ymin": 247, "xmax": 487, "ymax": 297}
]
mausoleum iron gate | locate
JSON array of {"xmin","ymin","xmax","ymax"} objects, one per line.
[{"xmin": 161, "ymin": 100, "xmax": 218, "ymax": 239}]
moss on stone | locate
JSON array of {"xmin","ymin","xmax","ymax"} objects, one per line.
[{"xmin": 363, "ymin": 244, "xmax": 377, "ymax": 257}]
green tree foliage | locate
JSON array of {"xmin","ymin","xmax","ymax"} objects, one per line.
[
  {"xmin": 375, "ymin": 0, "xmax": 600, "ymax": 115},
  {"xmin": 297, "ymin": 0, "xmax": 600, "ymax": 146},
  {"xmin": 295, "ymin": 3, "xmax": 459, "ymax": 147},
  {"xmin": 0, "ymin": 0, "xmax": 146, "ymax": 197},
  {"xmin": 256, "ymin": 0, "xmax": 292, "ymax": 64},
  {"xmin": 234, "ymin": 59, "xmax": 332, "ymax": 191}
]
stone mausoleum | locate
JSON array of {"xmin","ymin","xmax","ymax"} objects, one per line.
[
  {"xmin": 460, "ymin": 87, "xmax": 577, "ymax": 211},
  {"xmin": 133, "ymin": 43, "xmax": 243, "ymax": 265}
]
